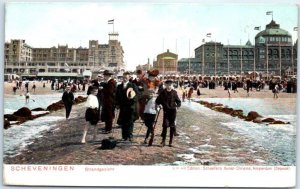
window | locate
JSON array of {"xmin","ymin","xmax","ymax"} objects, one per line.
[{"xmin": 260, "ymin": 49, "xmax": 265, "ymax": 53}]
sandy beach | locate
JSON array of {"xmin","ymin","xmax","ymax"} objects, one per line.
[{"xmin": 3, "ymin": 81, "xmax": 296, "ymax": 165}]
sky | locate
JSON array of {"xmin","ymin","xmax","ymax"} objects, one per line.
[{"xmin": 5, "ymin": 1, "xmax": 299, "ymax": 70}]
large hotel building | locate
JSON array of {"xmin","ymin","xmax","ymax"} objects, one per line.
[
  {"xmin": 4, "ymin": 33, "xmax": 124, "ymax": 78},
  {"xmin": 151, "ymin": 20, "xmax": 297, "ymax": 78}
]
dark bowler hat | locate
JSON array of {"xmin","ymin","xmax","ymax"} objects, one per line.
[
  {"xmin": 148, "ymin": 69, "xmax": 159, "ymax": 77},
  {"xmin": 165, "ymin": 79, "xmax": 173, "ymax": 85},
  {"xmin": 103, "ymin": 70, "xmax": 114, "ymax": 76},
  {"xmin": 91, "ymin": 80, "xmax": 99, "ymax": 87},
  {"xmin": 136, "ymin": 69, "xmax": 143, "ymax": 75},
  {"xmin": 123, "ymin": 71, "xmax": 131, "ymax": 75}
]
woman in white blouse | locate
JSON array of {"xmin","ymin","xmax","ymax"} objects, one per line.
[{"xmin": 81, "ymin": 87, "xmax": 99, "ymax": 143}]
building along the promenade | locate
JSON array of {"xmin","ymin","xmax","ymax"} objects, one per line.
[
  {"xmin": 153, "ymin": 49, "xmax": 178, "ymax": 75},
  {"xmin": 4, "ymin": 32, "xmax": 124, "ymax": 79},
  {"xmin": 178, "ymin": 19, "xmax": 297, "ymax": 78}
]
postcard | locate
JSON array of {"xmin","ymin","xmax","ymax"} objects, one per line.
[{"xmin": 2, "ymin": 1, "xmax": 297, "ymax": 187}]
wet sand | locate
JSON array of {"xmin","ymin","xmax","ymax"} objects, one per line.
[
  {"xmin": 4, "ymin": 81, "xmax": 57, "ymax": 96},
  {"xmin": 4, "ymin": 99, "xmax": 276, "ymax": 165}
]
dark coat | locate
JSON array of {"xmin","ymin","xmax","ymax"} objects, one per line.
[
  {"xmin": 132, "ymin": 78, "xmax": 146, "ymax": 119},
  {"xmin": 101, "ymin": 79, "xmax": 117, "ymax": 122},
  {"xmin": 156, "ymin": 89, "xmax": 181, "ymax": 111},
  {"xmin": 156, "ymin": 89, "xmax": 181, "ymax": 128},
  {"xmin": 62, "ymin": 91, "xmax": 74, "ymax": 106},
  {"xmin": 115, "ymin": 82, "xmax": 138, "ymax": 125}
]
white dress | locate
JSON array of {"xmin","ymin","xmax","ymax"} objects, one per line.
[{"xmin": 85, "ymin": 95, "xmax": 99, "ymax": 109}]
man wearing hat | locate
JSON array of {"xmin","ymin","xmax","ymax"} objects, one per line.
[
  {"xmin": 101, "ymin": 70, "xmax": 117, "ymax": 133},
  {"xmin": 132, "ymin": 69, "xmax": 146, "ymax": 120},
  {"xmin": 116, "ymin": 71, "xmax": 139, "ymax": 141},
  {"xmin": 62, "ymin": 85, "xmax": 75, "ymax": 119},
  {"xmin": 155, "ymin": 79, "xmax": 181, "ymax": 147}
]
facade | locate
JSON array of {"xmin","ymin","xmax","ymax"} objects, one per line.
[
  {"xmin": 136, "ymin": 59, "xmax": 152, "ymax": 72},
  {"xmin": 254, "ymin": 20, "xmax": 296, "ymax": 77},
  {"xmin": 4, "ymin": 33, "xmax": 124, "ymax": 76},
  {"xmin": 189, "ymin": 19, "xmax": 297, "ymax": 77},
  {"xmin": 5, "ymin": 40, "xmax": 33, "ymax": 75},
  {"xmin": 177, "ymin": 58, "xmax": 201, "ymax": 74},
  {"xmin": 153, "ymin": 49, "xmax": 178, "ymax": 75}
]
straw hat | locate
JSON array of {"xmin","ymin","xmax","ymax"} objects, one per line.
[{"xmin": 126, "ymin": 87, "xmax": 136, "ymax": 99}]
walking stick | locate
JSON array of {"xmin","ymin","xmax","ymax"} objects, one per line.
[
  {"xmin": 110, "ymin": 108, "xmax": 120, "ymax": 138},
  {"xmin": 148, "ymin": 107, "xmax": 162, "ymax": 146}
]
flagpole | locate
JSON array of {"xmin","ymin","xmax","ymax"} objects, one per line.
[
  {"xmin": 266, "ymin": 44, "xmax": 269, "ymax": 80},
  {"xmin": 240, "ymin": 43, "xmax": 243, "ymax": 75},
  {"xmin": 292, "ymin": 42, "xmax": 294, "ymax": 75},
  {"xmin": 206, "ymin": 33, "xmax": 212, "ymax": 75},
  {"xmin": 162, "ymin": 38, "xmax": 165, "ymax": 80},
  {"xmin": 227, "ymin": 40, "xmax": 229, "ymax": 76},
  {"xmin": 189, "ymin": 39, "xmax": 190, "ymax": 76},
  {"xmin": 254, "ymin": 46, "xmax": 256, "ymax": 79},
  {"xmin": 279, "ymin": 41, "xmax": 281, "ymax": 78},
  {"xmin": 214, "ymin": 39, "xmax": 216, "ymax": 76},
  {"xmin": 175, "ymin": 38, "xmax": 177, "ymax": 54},
  {"xmin": 254, "ymin": 26, "xmax": 261, "ymax": 79},
  {"xmin": 202, "ymin": 39, "xmax": 205, "ymax": 76},
  {"xmin": 292, "ymin": 27, "xmax": 298, "ymax": 76}
]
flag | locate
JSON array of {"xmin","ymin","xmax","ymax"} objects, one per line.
[
  {"xmin": 108, "ymin": 19, "xmax": 114, "ymax": 24},
  {"xmin": 294, "ymin": 27, "xmax": 298, "ymax": 31},
  {"xmin": 206, "ymin": 33, "xmax": 211, "ymax": 37},
  {"xmin": 202, "ymin": 38, "xmax": 205, "ymax": 42},
  {"xmin": 254, "ymin": 26, "xmax": 261, "ymax": 30},
  {"xmin": 266, "ymin": 11, "xmax": 273, "ymax": 15}
]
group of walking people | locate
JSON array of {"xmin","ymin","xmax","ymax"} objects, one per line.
[{"xmin": 62, "ymin": 69, "xmax": 181, "ymax": 147}]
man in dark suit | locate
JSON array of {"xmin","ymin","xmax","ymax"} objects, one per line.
[
  {"xmin": 116, "ymin": 71, "xmax": 138, "ymax": 141},
  {"xmin": 101, "ymin": 70, "xmax": 117, "ymax": 133},
  {"xmin": 132, "ymin": 69, "xmax": 146, "ymax": 120},
  {"xmin": 62, "ymin": 85, "xmax": 75, "ymax": 119}
]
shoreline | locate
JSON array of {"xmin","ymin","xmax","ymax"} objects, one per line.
[
  {"xmin": 4, "ymin": 97, "xmax": 295, "ymax": 165},
  {"xmin": 3, "ymin": 82, "xmax": 296, "ymax": 166}
]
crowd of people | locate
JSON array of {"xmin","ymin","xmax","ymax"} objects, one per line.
[
  {"xmin": 171, "ymin": 76, "xmax": 297, "ymax": 98},
  {"xmin": 62, "ymin": 69, "xmax": 181, "ymax": 147},
  {"xmin": 9, "ymin": 71, "xmax": 296, "ymax": 146}
]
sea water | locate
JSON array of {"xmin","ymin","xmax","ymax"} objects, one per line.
[
  {"xmin": 3, "ymin": 92, "xmax": 86, "ymax": 158},
  {"xmin": 183, "ymin": 98, "xmax": 296, "ymax": 165}
]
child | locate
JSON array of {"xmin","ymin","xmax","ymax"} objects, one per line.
[
  {"xmin": 156, "ymin": 80, "xmax": 181, "ymax": 147},
  {"xmin": 81, "ymin": 87, "xmax": 99, "ymax": 143}
]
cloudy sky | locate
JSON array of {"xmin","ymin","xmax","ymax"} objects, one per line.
[{"xmin": 5, "ymin": 1, "xmax": 298, "ymax": 70}]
